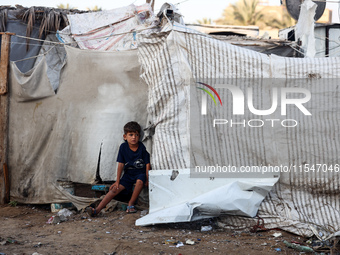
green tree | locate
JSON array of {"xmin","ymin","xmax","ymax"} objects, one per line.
[
  {"xmin": 216, "ymin": 0, "xmax": 264, "ymax": 26},
  {"xmin": 266, "ymin": 7, "xmax": 295, "ymax": 29},
  {"xmin": 231, "ymin": 0, "xmax": 264, "ymax": 25}
]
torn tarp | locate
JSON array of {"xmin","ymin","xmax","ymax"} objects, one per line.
[{"xmin": 136, "ymin": 169, "xmax": 279, "ymax": 226}]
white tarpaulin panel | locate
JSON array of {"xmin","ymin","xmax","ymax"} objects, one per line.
[
  {"xmin": 137, "ymin": 24, "xmax": 340, "ymax": 236},
  {"xmin": 136, "ymin": 169, "xmax": 278, "ymax": 226},
  {"xmin": 9, "ymin": 46, "xmax": 148, "ymax": 205}
]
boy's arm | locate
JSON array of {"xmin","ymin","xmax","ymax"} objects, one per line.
[
  {"xmin": 110, "ymin": 162, "xmax": 124, "ymax": 190},
  {"xmin": 145, "ymin": 163, "xmax": 151, "ymax": 187}
]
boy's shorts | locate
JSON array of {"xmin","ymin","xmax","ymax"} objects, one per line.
[{"xmin": 119, "ymin": 170, "xmax": 146, "ymax": 193}]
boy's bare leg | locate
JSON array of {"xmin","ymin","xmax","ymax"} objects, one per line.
[
  {"xmin": 128, "ymin": 179, "xmax": 144, "ymax": 207},
  {"xmin": 95, "ymin": 184, "xmax": 125, "ymax": 213}
]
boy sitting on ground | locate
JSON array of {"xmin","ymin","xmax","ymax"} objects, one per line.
[{"xmin": 87, "ymin": 121, "xmax": 151, "ymax": 215}]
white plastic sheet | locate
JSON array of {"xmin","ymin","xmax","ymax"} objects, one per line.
[{"xmin": 136, "ymin": 169, "xmax": 279, "ymax": 226}]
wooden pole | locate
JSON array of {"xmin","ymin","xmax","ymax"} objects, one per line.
[{"xmin": 0, "ymin": 32, "xmax": 14, "ymax": 204}]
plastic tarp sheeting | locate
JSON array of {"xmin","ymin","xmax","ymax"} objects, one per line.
[
  {"xmin": 295, "ymin": 0, "xmax": 317, "ymax": 57},
  {"xmin": 4, "ymin": 16, "xmax": 43, "ymax": 73},
  {"xmin": 136, "ymin": 169, "xmax": 279, "ymax": 226},
  {"xmin": 33, "ymin": 34, "xmax": 67, "ymax": 91},
  {"xmin": 58, "ymin": 4, "xmax": 154, "ymax": 51},
  {"xmin": 8, "ymin": 46, "xmax": 148, "ymax": 205},
  {"xmin": 136, "ymin": 24, "xmax": 340, "ymax": 236}
]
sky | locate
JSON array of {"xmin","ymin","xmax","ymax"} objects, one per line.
[{"xmin": 3, "ymin": 0, "xmax": 340, "ymax": 23}]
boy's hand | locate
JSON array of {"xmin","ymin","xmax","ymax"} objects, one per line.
[
  {"xmin": 144, "ymin": 180, "xmax": 149, "ymax": 187},
  {"xmin": 110, "ymin": 182, "xmax": 119, "ymax": 191}
]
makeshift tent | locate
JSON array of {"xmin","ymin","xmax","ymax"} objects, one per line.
[
  {"xmin": 3, "ymin": 2, "xmax": 340, "ymax": 238},
  {"xmin": 134, "ymin": 23, "xmax": 340, "ymax": 237}
]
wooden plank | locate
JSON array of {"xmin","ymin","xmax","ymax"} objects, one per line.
[
  {"xmin": 0, "ymin": 32, "xmax": 13, "ymax": 204},
  {"xmin": 0, "ymin": 33, "xmax": 14, "ymax": 95}
]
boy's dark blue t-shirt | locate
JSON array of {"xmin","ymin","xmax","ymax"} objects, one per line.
[{"xmin": 116, "ymin": 141, "xmax": 150, "ymax": 173}]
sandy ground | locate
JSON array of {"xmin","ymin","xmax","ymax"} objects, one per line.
[{"xmin": 2, "ymin": 203, "xmax": 337, "ymax": 255}]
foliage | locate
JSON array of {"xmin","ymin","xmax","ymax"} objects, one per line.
[
  {"xmin": 232, "ymin": 0, "xmax": 264, "ymax": 25},
  {"xmin": 8, "ymin": 201, "xmax": 18, "ymax": 207},
  {"xmin": 196, "ymin": 18, "xmax": 212, "ymax": 25},
  {"xmin": 86, "ymin": 6, "xmax": 102, "ymax": 12},
  {"xmin": 216, "ymin": 0, "xmax": 295, "ymax": 30},
  {"xmin": 265, "ymin": 7, "xmax": 296, "ymax": 29},
  {"xmin": 216, "ymin": 0, "xmax": 264, "ymax": 26},
  {"xmin": 57, "ymin": 3, "xmax": 76, "ymax": 10}
]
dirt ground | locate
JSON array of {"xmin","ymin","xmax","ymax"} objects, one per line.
[{"xmin": 1, "ymin": 203, "xmax": 337, "ymax": 255}]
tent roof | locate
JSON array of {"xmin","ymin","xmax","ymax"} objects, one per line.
[{"xmin": 0, "ymin": 5, "xmax": 87, "ymax": 39}]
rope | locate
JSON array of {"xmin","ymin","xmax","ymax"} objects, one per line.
[
  {"xmin": 10, "ymin": 41, "xmax": 64, "ymax": 47},
  {"xmin": 12, "ymin": 25, "xmax": 157, "ymax": 44},
  {"xmin": 72, "ymin": 26, "xmax": 157, "ymax": 43},
  {"xmin": 14, "ymin": 34, "xmax": 68, "ymax": 45},
  {"xmin": 12, "ymin": 45, "xmax": 57, "ymax": 63}
]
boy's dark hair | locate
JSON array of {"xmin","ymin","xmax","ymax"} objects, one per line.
[{"xmin": 124, "ymin": 121, "xmax": 141, "ymax": 134}]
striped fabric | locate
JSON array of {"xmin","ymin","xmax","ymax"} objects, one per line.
[{"xmin": 137, "ymin": 26, "xmax": 340, "ymax": 236}]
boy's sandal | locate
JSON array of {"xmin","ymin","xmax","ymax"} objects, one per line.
[
  {"xmin": 86, "ymin": 206, "xmax": 97, "ymax": 217},
  {"xmin": 126, "ymin": 205, "xmax": 137, "ymax": 214}
]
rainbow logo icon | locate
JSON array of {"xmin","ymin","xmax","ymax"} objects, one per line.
[{"xmin": 196, "ymin": 82, "xmax": 222, "ymax": 115}]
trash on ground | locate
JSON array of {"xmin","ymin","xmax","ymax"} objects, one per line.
[
  {"xmin": 185, "ymin": 239, "xmax": 195, "ymax": 245},
  {"xmin": 164, "ymin": 239, "xmax": 176, "ymax": 245},
  {"xmin": 273, "ymin": 232, "xmax": 282, "ymax": 238},
  {"xmin": 176, "ymin": 241, "xmax": 184, "ymax": 247},
  {"xmin": 201, "ymin": 225, "xmax": 213, "ymax": 232},
  {"xmin": 283, "ymin": 240, "xmax": 314, "ymax": 253},
  {"xmin": 57, "ymin": 208, "xmax": 73, "ymax": 221},
  {"xmin": 33, "ymin": 242, "xmax": 42, "ymax": 248},
  {"xmin": 46, "ymin": 215, "xmax": 61, "ymax": 224},
  {"xmin": 274, "ymin": 248, "xmax": 281, "ymax": 251}
]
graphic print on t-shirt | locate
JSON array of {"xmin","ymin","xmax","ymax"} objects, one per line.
[{"xmin": 133, "ymin": 159, "xmax": 145, "ymax": 169}]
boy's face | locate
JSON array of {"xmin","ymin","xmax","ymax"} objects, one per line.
[{"xmin": 123, "ymin": 131, "xmax": 139, "ymax": 145}]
